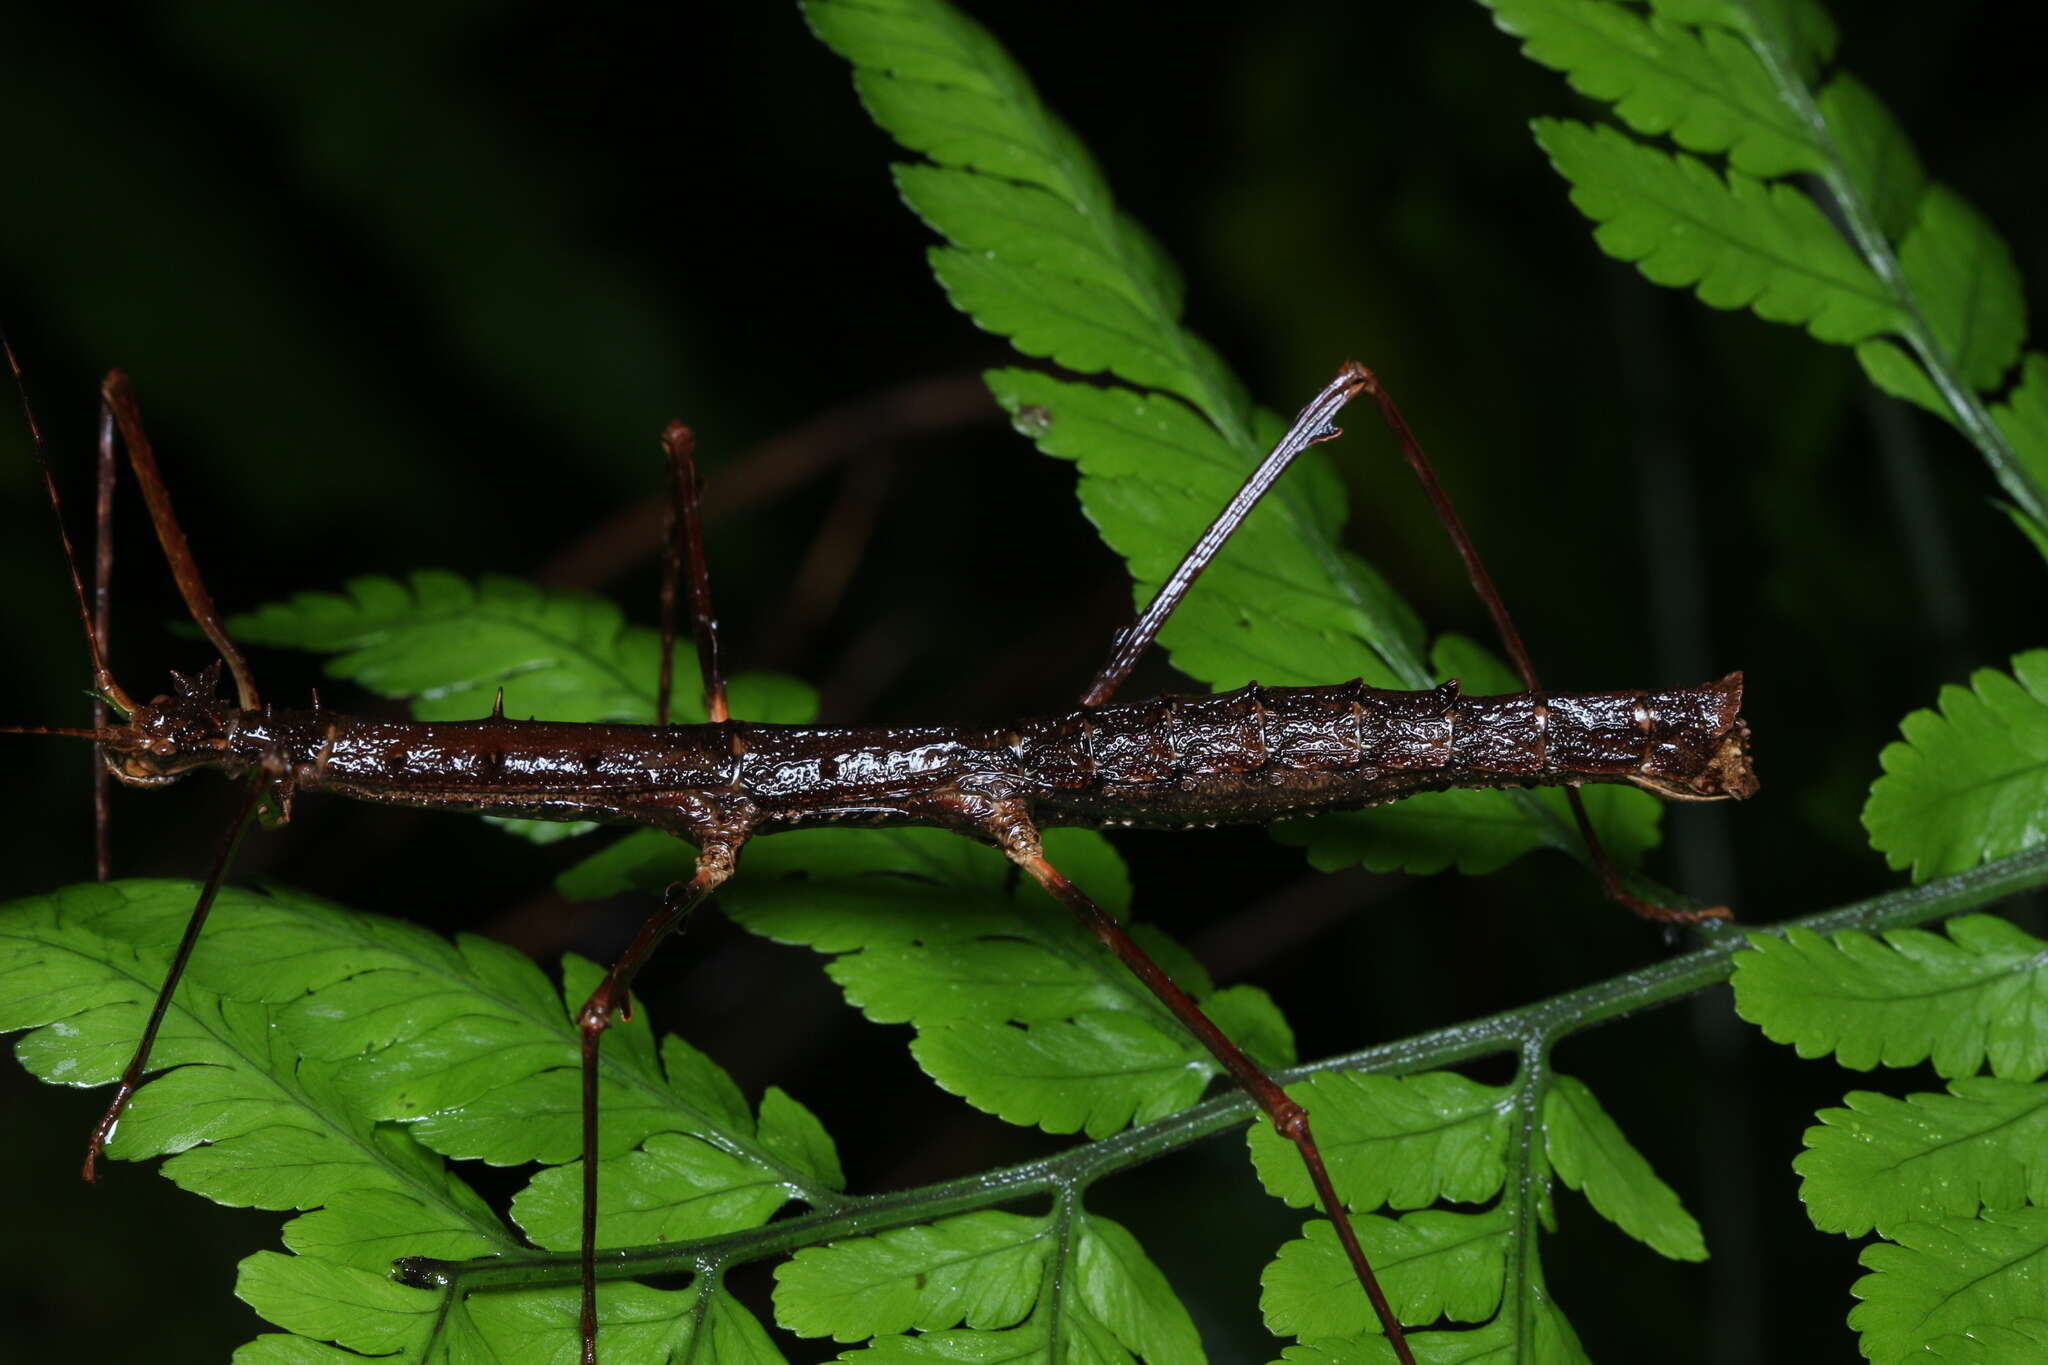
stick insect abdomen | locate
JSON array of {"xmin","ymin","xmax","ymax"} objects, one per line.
[{"xmin": 1021, "ymin": 674, "xmax": 1755, "ymax": 829}]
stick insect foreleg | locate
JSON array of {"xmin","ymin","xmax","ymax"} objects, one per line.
[
  {"xmin": 1, "ymin": 349, "xmax": 274, "ymax": 1180},
  {"xmin": 92, "ymin": 397, "xmax": 117, "ymax": 881},
  {"xmin": 101, "ymin": 370, "xmax": 262, "ymax": 713}
]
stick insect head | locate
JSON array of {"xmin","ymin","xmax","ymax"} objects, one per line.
[
  {"xmin": 0, "ymin": 667, "xmax": 240, "ymax": 788},
  {"xmin": 4, "ymin": 341, "xmax": 259, "ymax": 801},
  {"xmin": 97, "ymin": 663, "xmax": 243, "ymax": 787}
]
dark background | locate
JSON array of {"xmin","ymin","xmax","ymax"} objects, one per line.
[{"xmin": 1, "ymin": 2, "xmax": 2041, "ymax": 1361}]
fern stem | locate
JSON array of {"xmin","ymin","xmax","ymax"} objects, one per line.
[
  {"xmin": 1734, "ymin": 3, "xmax": 2045, "ymax": 528},
  {"xmin": 400, "ymin": 843, "xmax": 2048, "ymax": 1298},
  {"xmin": 1501, "ymin": 1039, "xmax": 1553, "ymax": 1347}
]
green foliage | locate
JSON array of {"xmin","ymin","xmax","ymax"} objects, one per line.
[
  {"xmin": 1736, "ymin": 916, "xmax": 2048, "ymax": 1358},
  {"xmin": 559, "ymin": 822, "xmax": 1297, "ymax": 1142},
  {"xmin": 1797, "ymin": 1079, "xmax": 2048, "ymax": 1237},
  {"xmin": 1531, "ymin": 118, "xmax": 1897, "ymax": 344},
  {"xmin": 809, "ymin": 0, "xmax": 1653, "ymax": 882},
  {"xmin": 1480, "ymin": 0, "xmax": 2047, "ymax": 546},
  {"xmin": 8, "ymin": 862, "xmax": 1788, "ymax": 1361},
  {"xmin": 774, "ymin": 1208, "xmax": 1204, "ymax": 1358},
  {"xmin": 1922, "ymin": 1318, "xmax": 2048, "ymax": 1364},
  {"xmin": 230, "ymin": 572, "xmax": 817, "ymax": 843},
  {"xmin": 1, "ymin": 880, "xmax": 809, "ymax": 1360},
  {"xmin": 1245, "ymin": 1071, "xmax": 1513, "ymax": 1214},
  {"xmin": 1541, "ymin": 1076, "xmax": 1705, "ymax": 1262},
  {"xmin": 1863, "ymin": 651, "xmax": 2048, "ymax": 881},
  {"xmin": 1849, "ymin": 1209, "xmax": 2048, "ymax": 1363},
  {"xmin": 1746, "ymin": 646, "xmax": 2048, "ymax": 1360},
  {"xmin": 8, "ymin": 0, "xmax": 2047, "ymax": 1362},
  {"xmin": 1242, "ymin": 1068, "xmax": 1700, "ymax": 1351},
  {"xmin": 1733, "ymin": 916, "xmax": 2048, "ymax": 1080},
  {"xmin": 229, "ymin": 571, "xmax": 814, "ymax": 727},
  {"xmin": 1487, "ymin": 12, "xmax": 2048, "ymax": 1348}
]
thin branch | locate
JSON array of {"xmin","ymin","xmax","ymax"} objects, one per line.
[{"xmin": 397, "ymin": 844, "xmax": 2048, "ymax": 1299}]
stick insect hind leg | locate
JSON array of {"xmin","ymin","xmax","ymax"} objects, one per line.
[
  {"xmin": 1091, "ymin": 360, "xmax": 1729, "ymax": 924},
  {"xmin": 1349, "ymin": 370, "xmax": 1730, "ymax": 926},
  {"xmin": 1007, "ymin": 366, "xmax": 1421, "ymax": 1364},
  {"xmin": 1033, "ymin": 360, "xmax": 1729, "ymax": 1359}
]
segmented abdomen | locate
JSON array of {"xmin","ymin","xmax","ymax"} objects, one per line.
[{"xmin": 1019, "ymin": 675, "xmax": 1753, "ymax": 829}]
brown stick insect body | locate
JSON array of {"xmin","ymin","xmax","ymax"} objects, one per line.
[{"xmin": 9, "ymin": 351, "xmax": 1755, "ymax": 1365}]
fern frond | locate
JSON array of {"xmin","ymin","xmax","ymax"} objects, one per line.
[
  {"xmin": 1483, "ymin": 0, "xmax": 2046, "ymax": 542},
  {"xmin": 1862, "ymin": 651, "xmax": 2048, "ymax": 881},
  {"xmin": 1733, "ymin": 915, "xmax": 2048, "ymax": 1080},
  {"xmin": 774, "ymin": 1208, "xmax": 1201, "ymax": 1359},
  {"xmin": 1543, "ymin": 1075, "xmax": 1706, "ymax": 1262},
  {"xmin": 1741, "ymin": 910, "xmax": 2048, "ymax": 1360},
  {"xmin": 1246, "ymin": 1071, "xmax": 1512, "ymax": 1213},
  {"xmin": 2, "ymin": 881, "xmax": 801, "ymax": 1360},
  {"xmin": 1242, "ymin": 1063, "xmax": 1702, "ymax": 1352},
  {"xmin": 808, "ymin": 0, "xmax": 1646, "ymax": 879},
  {"xmin": 551, "ymin": 822, "xmax": 1292, "ymax": 1142},
  {"xmin": 1485, "ymin": 0, "xmax": 1823, "ymax": 177},
  {"xmin": 1849, "ymin": 1208, "xmax": 2048, "ymax": 1362},
  {"xmin": 15, "ymin": 844, "xmax": 2048, "ymax": 1357},
  {"xmin": 231, "ymin": 571, "xmax": 815, "ymax": 727},
  {"xmin": 1532, "ymin": 118, "xmax": 1898, "ymax": 344},
  {"xmin": 1798, "ymin": 1079, "xmax": 2048, "ymax": 1237}
]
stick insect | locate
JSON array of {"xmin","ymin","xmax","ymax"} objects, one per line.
[{"xmin": 6, "ymin": 348, "xmax": 1754, "ymax": 1365}]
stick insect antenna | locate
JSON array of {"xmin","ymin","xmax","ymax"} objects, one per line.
[
  {"xmin": 657, "ymin": 421, "xmax": 727, "ymax": 725},
  {"xmin": 0, "ymin": 723, "xmax": 128, "ymax": 741},
  {"xmin": 100, "ymin": 370, "xmax": 262, "ymax": 713},
  {"xmin": 94, "ymin": 400, "xmax": 118, "ymax": 880},
  {"xmin": 1080, "ymin": 363, "xmax": 1370, "ymax": 708},
  {"xmin": 3, "ymin": 333, "xmax": 139, "ymax": 718}
]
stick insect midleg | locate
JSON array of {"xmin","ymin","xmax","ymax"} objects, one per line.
[{"xmin": 5, "ymin": 345, "xmax": 1754, "ymax": 1365}]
